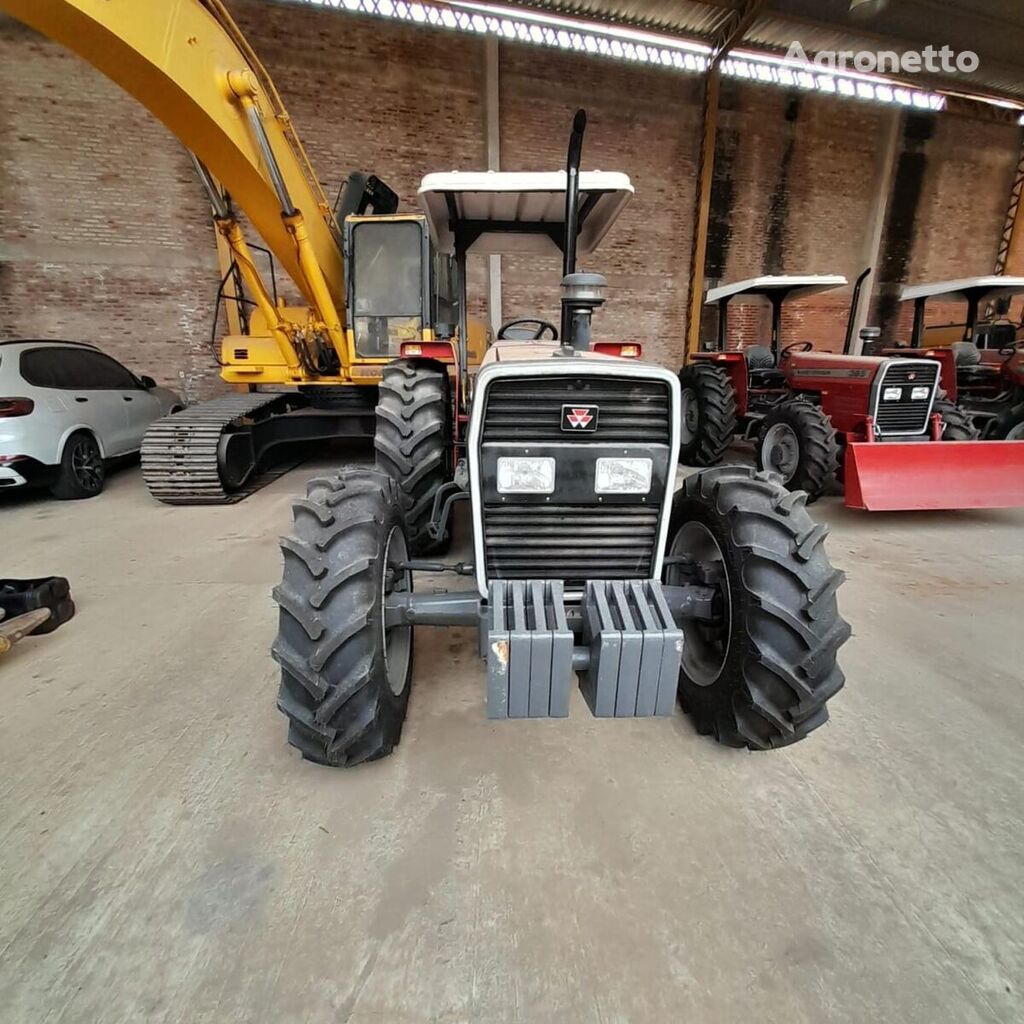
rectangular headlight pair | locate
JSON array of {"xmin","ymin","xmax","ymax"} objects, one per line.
[{"xmin": 496, "ymin": 456, "xmax": 653, "ymax": 495}]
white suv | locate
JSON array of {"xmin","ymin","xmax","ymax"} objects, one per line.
[{"xmin": 0, "ymin": 340, "xmax": 182, "ymax": 499}]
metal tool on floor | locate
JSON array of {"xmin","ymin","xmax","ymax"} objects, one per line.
[{"xmin": 0, "ymin": 577, "xmax": 75, "ymax": 656}]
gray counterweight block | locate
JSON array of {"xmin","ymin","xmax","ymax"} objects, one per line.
[
  {"xmin": 579, "ymin": 580, "xmax": 683, "ymax": 718},
  {"xmin": 486, "ymin": 580, "xmax": 573, "ymax": 719}
]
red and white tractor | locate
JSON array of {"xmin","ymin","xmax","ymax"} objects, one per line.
[
  {"xmin": 678, "ymin": 274, "xmax": 1024, "ymax": 511},
  {"xmin": 884, "ymin": 276, "xmax": 1024, "ymax": 440}
]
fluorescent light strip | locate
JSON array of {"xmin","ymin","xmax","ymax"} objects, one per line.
[{"xmin": 295, "ymin": 0, "xmax": 956, "ymax": 111}]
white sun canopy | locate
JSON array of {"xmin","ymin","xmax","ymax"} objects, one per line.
[
  {"xmin": 706, "ymin": 275, "xmax": 848, "ymax": 305},
  {"xmin": 418, "ymin": 170, "xmax": 633, "ymax": 257},
  {"xmin": 899, "ymin": 276, "xmax": 1024, "ymax": 304}
]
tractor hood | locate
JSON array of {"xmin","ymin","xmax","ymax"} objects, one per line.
[
  {"xmin": 784, "ymin": 350, "xmax": 888, "ymax": 378},
  {"xmin": 482, "ymin": 341, "xmax": 632, "ymax": 365}
]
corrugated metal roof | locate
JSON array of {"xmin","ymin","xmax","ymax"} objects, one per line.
[{"xmin": 516, "ymin": 0, "xmax": 1024, "ymax": 103}]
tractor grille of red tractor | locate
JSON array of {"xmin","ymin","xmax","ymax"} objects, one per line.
[
  {"xmin": 873, "ymin": 361, "xmax": 941, "ymax": 436},
  {"xmin": 481, "ymin": 375, "xmax": 671, "ymax": 444}
]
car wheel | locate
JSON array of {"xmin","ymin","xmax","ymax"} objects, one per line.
[{"xmin": 50, "ymin": 432, "xmax": 105, "ymax": 500}]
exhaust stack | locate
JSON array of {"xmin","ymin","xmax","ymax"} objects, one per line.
[{"xmin": 559, "ymin": 110, "xmax": 607, "ymax": 352}]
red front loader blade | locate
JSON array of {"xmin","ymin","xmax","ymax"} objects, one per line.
[{"xmin": 845, "ymin": 441, "xmax": 1024, "ymax": 511}]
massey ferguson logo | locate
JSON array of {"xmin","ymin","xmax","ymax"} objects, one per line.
[{"xmin": 562, "ymin": 404, "xmax": 599, "ymax": 431}]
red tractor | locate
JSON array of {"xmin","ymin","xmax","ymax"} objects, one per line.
[
  {"xmin": 679, "ymin": 274, "xmax": 1024, "ymax": 510},
  {"xmin": 884, "ymin": 277, "xmax": 1024, "ymax": 440}
]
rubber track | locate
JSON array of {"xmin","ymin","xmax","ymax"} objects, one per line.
[{"xmin": 141, "ymin": 392, "xmax": 285, "ymax": 505}]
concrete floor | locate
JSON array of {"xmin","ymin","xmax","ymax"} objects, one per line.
[{"xmin": 2, "ymin": 455, "xmax": 1023, "ymax": 1024}]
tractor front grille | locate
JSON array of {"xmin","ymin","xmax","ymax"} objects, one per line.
[
  {"xmin": 873, "ymin": 361, "xmax": 940, "ymax": 436},
  {"xmin": 483, "ymin": 503, "xmax": 660, "ymax": 590},
  {"xmin": 481, "ymin": 376, "xmax": 671, "ymax": 444}
]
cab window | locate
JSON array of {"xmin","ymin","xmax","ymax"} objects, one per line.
[{"xmin": 350, "ymin": 220, "xmax": 424, "ymax": 357}]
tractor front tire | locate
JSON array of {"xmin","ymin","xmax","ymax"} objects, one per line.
[
  {"xmin": 934, "ymin": 397, "xmax": 979, "ymax": 441},
  {"xmin": 678, "ymin": 363, "xmax": 738, "ymax": 466},
  {"xmin": 664, "ymin": 465, "xmax": 850, "ymax": 750},
  {"xmin": 755, "ymin": 400, "xmax": 839, "ymax": 502},
  {"xmin": 375, "ymin": 359, "xmax": 453, "ymax": 555},
  {"xmin": 272, "ymin": 469, "xmax": 414, "ymax": 767}
]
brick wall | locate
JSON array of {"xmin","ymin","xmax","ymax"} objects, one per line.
[
  {"xmin": 1, "ymin": 2, "xmax": 1021, "ymax": 400},
  {"xmin": 0, "ymin": 15, "xmax": 220, "ymax": 400},
  {"xmin": 497, "ymin": 40, "xmax": 702, "ymax": 367}
]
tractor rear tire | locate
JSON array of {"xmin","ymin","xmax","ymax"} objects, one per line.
[
  {"xmin": 934, "ymin": 397, "xmax": 980, "ymax": 441},
  {"xmin": 993, "ymin": 403, "xmax": 1024, "ymax": 440},
  {"xmin": 272, "ymin": 468, "xmax": 414, "ymax": 767},
  {"xmin": 678, "ymin": 363, "xmax": 738, "ymax": 466},
  {"xmin": 375, "ymin": 360, "xmax": 453, "ymax": 555},
  {"xmin": 664, "ymin": 465, "xmax": 850, "ymax": 750},
  {"xmin": 755, "ymin": 400, "xmax": 839, "ymax": 503}
]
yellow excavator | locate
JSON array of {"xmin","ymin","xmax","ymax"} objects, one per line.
[{"xmin": 1, "ymin": 0, "xmax": 481, "ymax": 505}]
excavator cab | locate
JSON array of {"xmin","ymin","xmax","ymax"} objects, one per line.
[
  {"xmin": 344, "ymin": 214, "xmax": 433, "ymax": 358},
  {"xmin": 343, "ymin": 213, "xmax": 488, "ymax": 368}
]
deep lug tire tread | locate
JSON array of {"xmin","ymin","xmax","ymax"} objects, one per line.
[
  {"xmin": 678, "ymin": 363, "xmax": 739, "ymax": 466},
  {"xmin": 755, "ymin": 400, "xmax": 840, "ymax": 503},
  {"xmin": 992, "ymin": 402, "xmax": 1024, "ymax": 440},
  {"xmin": 374, "ymin": 360, "xmax": 453, "ymax": 554},
  {"xmin": 934, "ymin": 397, "xmax": 980, "ymax": 441},
  {"xmin": 271, "ymin": 468, "xmax": 412, "ymax": 767},
  {"xmin": 668, "ymin": 465, "xmax": 850, "ymax": 750}
]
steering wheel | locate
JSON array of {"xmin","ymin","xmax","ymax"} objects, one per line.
[
  {"xmin": 780, "ymin": 341, "xmax": 814, "ymax": 358},
  {"xmin": 497, "ymin": 318, "xmax": 558, "ymax": 341}
]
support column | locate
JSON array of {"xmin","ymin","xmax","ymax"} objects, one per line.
[
  {"xmin": 684, "ymin": 67, "xmax": 721, "ymax": 359},
  {"xmin": 485, "ymin": 35, "xmax": 502, "ymax": 336},
  {"xmin": 996, "ymin": 130, "xmax": 1024, "ymax": 276},
  {"xmin": 850, "ymin": 106, "xmax": 901, "ymax": 352},
  {"xmin": 683, "ymin": 0, "xmax": 765, "ymax": 361}
]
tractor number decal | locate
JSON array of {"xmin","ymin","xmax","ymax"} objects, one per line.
[
  {"xmin": 562, "ymin": 404, "xmax": 599, "ymax": 431},
  {"xmin": 790, "ymin": 368, "xmax": 872, "ymax": 379}
]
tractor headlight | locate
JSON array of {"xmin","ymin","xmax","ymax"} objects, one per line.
[
  {"xmin": 883, "ymin": 386, "xmax": 902, "ymax": 401},
  {"xmin": 594, "ymin": 457, "xmax": 653, "ymax": 494},
  {"xmin": 911, "ymin": 386, "xmax": 931, "ymax": 401},
  {"xmin": 497, "ymin": 456, "xmax": 556, "ymax": 494}
]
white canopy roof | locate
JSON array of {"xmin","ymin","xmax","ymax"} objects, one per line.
[
  {"xmin": 418, "ymin": 170, "xmax": 633, "ymax": 256},
  {"xmin": 899, "ymin": 276, "xmax": 1024, "ymax": 303},
  {"xmin": 705, "ymin": 275, "xmax": 848, "ymax": 305}
]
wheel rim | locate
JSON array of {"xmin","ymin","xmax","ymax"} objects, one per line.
[
  {"xmin": 680, "ymin": 388, "xmax": 700, "ymax": 445},
  {"xmin": 72, "ymin": 440, "xmax": 103, "ymax": 490},
  {"xmin": 761, "ymin": 422, "xmax": 800, "ymax": 482},
  {"xmin": 667, "ymin": 522, "xmax": 731, "ymax": 686},
  {"xmin": 1006, "ymin": 420, "xmax": 1024, "ymax": 440},
  {"xmin": 382, "ymin": 526, "xmax": 412, "ymax": 696}
]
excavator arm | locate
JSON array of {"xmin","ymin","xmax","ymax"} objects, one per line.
[{"xmin": 1, "ymin": 0, "xmax": 349, "ymax": 376}]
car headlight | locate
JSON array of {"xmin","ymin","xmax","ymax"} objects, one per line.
[
  {"xmin": 595, "ymin": 457, "xmax": 653, "ymax": 494},
  {"xmin": 497, "ymin": 456, "xmax": 556, "ymax": 494}
]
